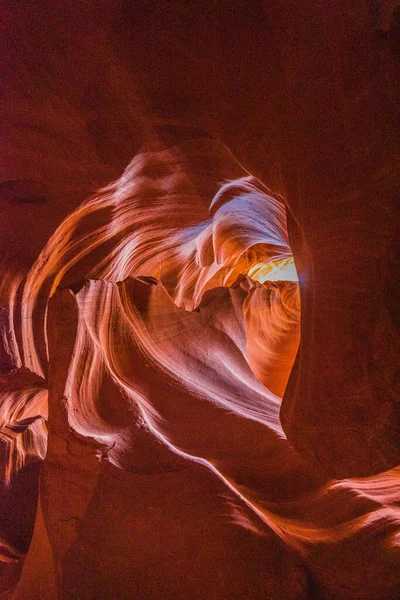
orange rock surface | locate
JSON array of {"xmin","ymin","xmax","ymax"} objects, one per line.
[{"xmin": 1, "ymin": 2, "xmax": 399, "ymax": 598}]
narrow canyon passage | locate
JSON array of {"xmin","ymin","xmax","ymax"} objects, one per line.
[{"xmin": 1, "ymin": 1, "xmax": 399, "ymax": 599}]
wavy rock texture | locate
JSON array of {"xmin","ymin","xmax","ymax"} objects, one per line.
[{"xmin": 1, "ymin": 1, "xmax": 400, "ymax": 599}]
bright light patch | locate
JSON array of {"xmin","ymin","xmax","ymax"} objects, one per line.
[{"xmin": 248, "ymin": 257, "xmax": 298, "ymax": 283}]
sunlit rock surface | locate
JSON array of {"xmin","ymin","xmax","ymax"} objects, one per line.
[{"xmin": 1, "ymin": 1, "xmax": 399, "ymax": 598}]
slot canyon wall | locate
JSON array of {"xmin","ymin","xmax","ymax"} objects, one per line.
[{"xmin": 0, "ymin": 1, "xmax": 399, "ymax": 599}]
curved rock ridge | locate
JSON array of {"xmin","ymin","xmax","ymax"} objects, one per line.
[
  {"xmin": 0, "ymin": 140, "xmax": 297, "ymax": 481},
  {"xmin": 0, "ymin": 369, "xmax": 47, "ymax": 484},
  {"xmin": 0, "ymin": 139, "xmax": 296, "ymax": 480},
  {"xmin": 38, "ymin": 275, "xmax": 400, "ymax": 599},
  {"xmin": 18, "ymin": 140, "xmax": 293, "ymax": 379}
]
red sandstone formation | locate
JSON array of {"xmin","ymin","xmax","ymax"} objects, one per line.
[{"xmin": 1, "ymin": 1, "xmax": 399, "ymax": 599}]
